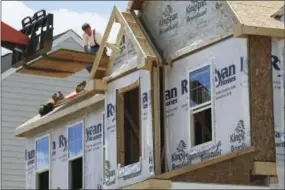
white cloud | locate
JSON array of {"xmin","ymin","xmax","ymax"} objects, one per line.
[{"xmin": 1, "ymin": 1, "xmax": 120, "ymax": 55}]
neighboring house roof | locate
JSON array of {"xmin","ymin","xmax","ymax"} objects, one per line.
[
  {"xmin": 1, "ymin": 29, "xmax": 84, "ymax": 80},
  {"xmin": 53, "ymin": 29, "xmax": 82, "ymax": 41}
]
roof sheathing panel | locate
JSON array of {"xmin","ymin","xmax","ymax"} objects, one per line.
[{"xmin": 228, "ymin": 1, "xmax": 284, "ymax": 29}]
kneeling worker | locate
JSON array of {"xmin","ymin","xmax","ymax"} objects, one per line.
[
  {"xmin": 82, "ymin": 23, "xmax": 102, "ymax": 54},
  {"xmin": 82, "ymin": 23, "xmax": 107, "ymax": 72}
]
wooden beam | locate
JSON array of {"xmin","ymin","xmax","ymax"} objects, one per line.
[
  {"xmin": 234, "ymin": 24, "xmax": 285, "ymax": 38},
  {"xmin": 130, "ymin": 10, "xmax": 162, "ymax": 64},
  {"xmin": 248, "ymin": 36, "xmax": 276, "ymax": 161},
  {"xmin": 152, "ymin": 64, "xmax": 161, "ymax": 175},
  {"xmin": 113, "ymin": 7, "xmax": 147, "ymax": 59},
  {"xmin": 106, "ymin": 42, "xmax": 120, "ymax": 52},
  {"xmin": 137, "ymin": 57, "xmax": 155, "ymax": 71},
  {"xmin": 89, "ymin": 7, "xmax": 116, "ymax": 80},
  {"xmin": 106, "ymin": 28, "xmax": 124, "ymax": 76},
  {"xmin": 20, "ymin": 67, "xmax": 74, "ymax": 78},
  {"xmin": 122, "ymin": 179, "xmax": 171, "ymax": 189},
  {"xmin": 118, "ymin": 80, "xmax": 140, "ymax": 94},
  {"xmin": 269, "ymin": 176, "xmax": 279, "ymax": 184},
  {"xmin": 252, "ymin": 161, "xmax": 277, "ymax": 176},
  {"xmin": 154, "ymin": 147, "xmax": 255, "ymax": 180},
  {"xmin": 86, "ymin": 79, "xmax": 107, "ymax": 93},
  {"xmin": 125, "ymin": 108, "xmax": 140, "ymax": 140},
  {"xmin": 117, "ymin": 92, "xmax": 125, "ymax": 166}
]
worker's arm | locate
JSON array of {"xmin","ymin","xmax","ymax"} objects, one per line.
[
  {"xmin": 84, "ymin": 45, "xmax": 88, "ymax": 53},
  {"xmin": 95, "ymin": 32, "xmax": 107, "ymax": 54},
  {"xmin": 83, "ymin": 34, "xmax": 88, "ymax": 53}
]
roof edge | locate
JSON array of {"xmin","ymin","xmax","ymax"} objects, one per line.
[
  {"xmin": 15, "ymin": 94, "xmax": 105, "ymax": 137},
  {"xmin": 271, "ymin": 6, "xmax": 284, "ymax": 18},
  {"xmin": 233, "ymin": 23, "xmax": 285, "ymax": 39}
]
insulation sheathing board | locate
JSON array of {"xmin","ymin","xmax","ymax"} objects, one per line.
[
  {"xmin": 104, "ymin": 70, "xmax": 154, "ymax": 189},
  {"xmin": 139, "ymin": 1, "xmax": 237, "ymax": 60},
  {"xmin": 25, "ymin": 139, "xmax": 36, "ymax": 189},
  {"xmin": 272, "ymin": 37, "xmax": 285, "ymax": 189},
  {"xmin": 24, "ymin": 103, "xmax": 105, "ymax": 189},
  {"xmin": 110, "ymin": 36, "xmax": 138, "ymax": 76},
  {"xmin": 164, "ymin": 37, "xmax": 250, "ymax": 171}
]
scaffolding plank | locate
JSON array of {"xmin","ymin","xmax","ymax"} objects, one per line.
[{"xmin": 18, "ymin": 48, "xmax": 109, "ymax": 78}]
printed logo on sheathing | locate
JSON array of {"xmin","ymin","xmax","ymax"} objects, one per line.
[
  {"xmin": 171, "ymin": 140, "xmax": 190, "ymax": 170},
  {"xmin": 275, "ymin": 131, "xmax": 285, "ymax": 162},
  {"xmin": 158, "ymin": 5, "xmax": 179, "ymax": 37},
  {"xmin": 214, "ymin": 57, "xmax": 249, "ymax": 100},
  {"xmin": 200, "ymin": 140, "xmax": 222, "ymax": 162},
  {"xmin": 26, "ymin": 149, "xmax": 35, "ymax": 166},
  {"xmin": 85, "ymin": 122, "xmax": 102, "ymax": 154},
  {"xmin": 104, "ymin": 160, "xmax": 116, "ymax": 187},
  {"xmin": 229, "ymin": 120, "xmax": 248, "ymax": 152},
  {"xmin": 52, "ymin": 135, "xmax": 67, "ymax": 157},
  {"xmin": 118, "ymin": 161, "xmax": 142, "ymax": 180}
]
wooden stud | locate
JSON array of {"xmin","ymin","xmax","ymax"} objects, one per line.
[
  {"xmin": 116, "ymin": 92, "xmax": 125, "ymax": 166},
  {"xmin": 248, "ymin": 36, "xmax": 275, "ymax": 161},
  {"xmin": 125, "ymin": 108, "xmax": 140, "ymax": 140},
  {"xmin": 252, "ymin": 161, "xmax": 277, "ymax": 176},
  {"xmin": 113, "ymin": 7, "xmax": 147, "ymax": 59},
  {"xmin": 89, "ymin": 7, "xmax": 116, "ymax": 80},
  {"xmin": 86, "ymin": 79, "xmax": 107, "ymax": 93},
  {"xmin": 137, "ymin": 57, "xmax": 155, "ymax": 71},
  {"xmin": 130, "ymin": 10, "xmax": 162, "ymax": 62},
  {"xmin": 152, "ymin": 64, "xmax": 161, "ymax": 175},
  {"xmin": 106, "ymin": 43, "xmax": 120, "ymax": 52}
]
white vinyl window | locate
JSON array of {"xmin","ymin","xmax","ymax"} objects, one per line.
[
  {"xmin": 189, "ymin": 64, "xmax": 214, "ymax": 148},
  {"xmin": 67, "ymin": 120, "xmax": 84, "ymax": 190},
  {"xmin": 35, "ymin": 134, "xmax": 50, "ymax": 189}
]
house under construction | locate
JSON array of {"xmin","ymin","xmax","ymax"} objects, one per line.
[{"xmin": 14, "ymin": 1, "xmax": 284, "ymax": 189}]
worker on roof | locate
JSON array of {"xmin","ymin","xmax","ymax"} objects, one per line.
[{"xmin": 81, "ymin": 23, "xmax": 102, "ymax": 54}]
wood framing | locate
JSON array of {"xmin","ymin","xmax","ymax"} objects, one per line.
[
  {"xmin": 248, "ymin": 35, "xmax": 276, "ymax": 162},
  {"xmin": 152, "ymin": 65, "xmax": 161, "ymax": 175},
  {"xmin": 88, "ymin": 6, "xmax": 158, "ymax": 81},
  {"xmin": 19, "ymin": 48, "xmax": 104, "ymax": 78},
  {"xmin": 122, "ymin": 179, "xmax": 171, "ymax": 189},
  {"xmin": 86, "ymin": 79, "xmax": 107, "ymax": 94},
  {"xmin": 251, "ymin": 162, "xmax": 277, "ymax": 176},
  {"xmin": 116, "ymin": 80, "xmax": 141, "ymax": 166},
  {"xmin": 233, "ymin": 24, "xmax": 285, "ymax": 38}
]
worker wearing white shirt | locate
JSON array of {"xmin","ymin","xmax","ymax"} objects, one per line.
[{"xmin": 81, "ymin": 23, "xmax": 102, "ymax": 54}]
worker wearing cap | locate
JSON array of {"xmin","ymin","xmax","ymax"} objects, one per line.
[{"xmin": 81, "ymin": 23, "xmax": 102, "ymax": 54}]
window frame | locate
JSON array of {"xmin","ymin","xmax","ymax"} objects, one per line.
[
  {"xmin": 188, "ymin": 63, "xmax": 215, "ymax": 149},
  {"xmin": 34, "ymin": 133, "xmax": 51, "ymax": 189},
  {"xmin": 116, "ymin": 79, "xmax": 142, "ymax": 167},
  {"xmin": 67, "ymin": 119, "xmax": 85, "ymax": 189}
]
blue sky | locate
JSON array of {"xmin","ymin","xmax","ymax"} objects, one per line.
[{"xmin": 23, "ymin": 1, "xmax": 128, "ymax": 19}]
